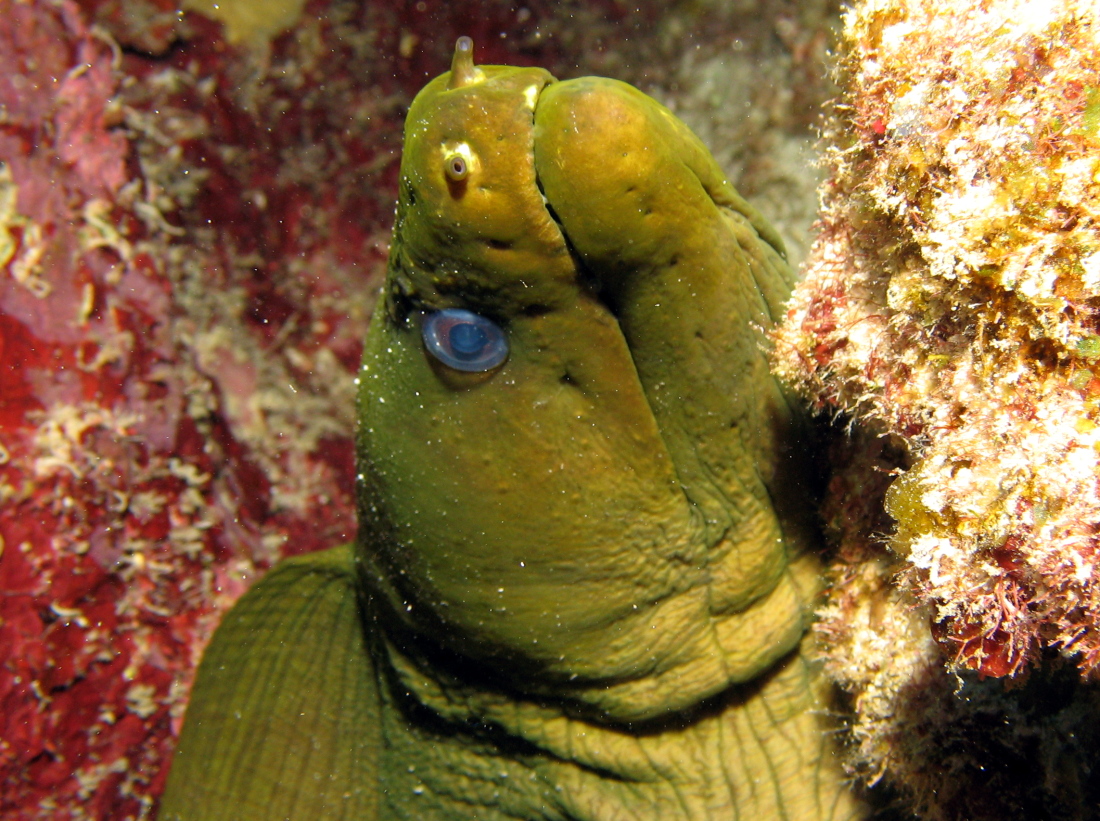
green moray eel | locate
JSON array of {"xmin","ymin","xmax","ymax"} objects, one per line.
[{"xmin": 160, "ymin": 38, "xmax": 866, "ymax": 821}]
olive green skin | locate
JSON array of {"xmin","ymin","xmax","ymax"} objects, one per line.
[
  {"xmin": 360, "ymin": 66, "xmax": 818, "ymax": 721},
  {"xmin": 160, "ymin": 44, "xmax": 864, "ymax": 821}
]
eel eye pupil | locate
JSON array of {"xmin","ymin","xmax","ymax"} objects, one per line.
[
  {"xmin": 445, "ymin": 154, "xmax": 468, "ymax": 181},
  {"xmin": 422, "ymin": 309, "xmax": 508, "ymax": 372},
  {"xmin": 448, "ymin": 322, "xmax": 488, "ymax": 358}
]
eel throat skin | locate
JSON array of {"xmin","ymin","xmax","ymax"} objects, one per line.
[
  {"xmin": 160, "ymin": 545, "xmax": 865, "ymax": 821},
  {"xmin": 159, "ymin": 39, "xmax": 868, "ymax": 821}
]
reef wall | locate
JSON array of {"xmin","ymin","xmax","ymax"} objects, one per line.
[{"xmin": 773, "ymin": 0, "xmax": 1100, "ymax": 818}]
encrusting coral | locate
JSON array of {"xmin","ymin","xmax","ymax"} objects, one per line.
[{"xmin": 772, "ymin": 0, "xmax": 1100, "ymax": 816}]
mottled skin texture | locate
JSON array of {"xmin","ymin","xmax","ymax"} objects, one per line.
[{"xmin": 160, "ymin": 43, "xmax": 865, "ymax": 821}]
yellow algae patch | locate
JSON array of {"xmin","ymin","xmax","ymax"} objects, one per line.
[{"xmin": 183, "ymin": 0, "xmax": 308, "ymax": 44}]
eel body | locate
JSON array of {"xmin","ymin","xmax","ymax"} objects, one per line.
[{"xmin": 159, "ymin": 38, "xmax": 866, "ymax": 821}]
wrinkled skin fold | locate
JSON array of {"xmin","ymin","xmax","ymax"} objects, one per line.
[{"xmin": 160, "ymin": 40, "xmax": 866, "ymax": 821}]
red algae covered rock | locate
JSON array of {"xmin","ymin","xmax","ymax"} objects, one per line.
[
  {"xmin": 0, "ymin": 5, "xmax": 188, "ymax": 818},
  {"xmin": 773, "ymin": 0, "xmax": 1100, "ymax": 816},
  {"xmin": 0, "ymin": 0, "xmax": 388, "ymax": 816}
]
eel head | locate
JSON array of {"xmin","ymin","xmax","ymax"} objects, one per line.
[{"xmin": 356, "ymin": 38, "xmax": 818, "ymax": 723}]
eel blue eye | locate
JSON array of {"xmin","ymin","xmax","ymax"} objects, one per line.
[{"xmin": 422, "ymin": 308, "xmax": 508, "ymax": 372}]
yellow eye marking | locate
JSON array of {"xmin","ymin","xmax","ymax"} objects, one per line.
[{"xmin": 523, "ymin": 84, "xmax": 539, "ymax": 110}]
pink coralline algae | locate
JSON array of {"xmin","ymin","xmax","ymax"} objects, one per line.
[{"xmin": 0, "ymin": 6, "xmax": 186, "ymax": 818}]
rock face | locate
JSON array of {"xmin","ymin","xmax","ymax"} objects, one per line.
[
  {"xmin": 0, "ymin": 0, "xmax": 411, "ymax": 815},
  {"xmin": 772, "ymin": 0, "xmax": 1100, "ymax": 817}
]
